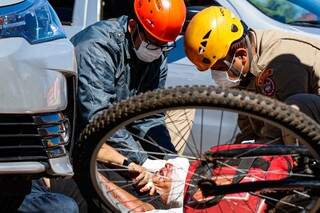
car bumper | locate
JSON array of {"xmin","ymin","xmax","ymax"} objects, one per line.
[{"xmin": 0, "ymin": 155, "xmax": 73, "ymax": 176}]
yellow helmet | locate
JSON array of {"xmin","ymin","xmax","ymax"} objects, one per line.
[{"xmin": 184, "ymin": 6, "xmax": 244, "ymax": 71}]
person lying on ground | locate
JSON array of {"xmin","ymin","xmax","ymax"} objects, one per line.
[
  {"xmin": 97, "ymin": 143, "xmax": 308, "ymax": 213},
  {"xmin": 97, "ymin": 157, "xmax": 189, "ymax": 213}
]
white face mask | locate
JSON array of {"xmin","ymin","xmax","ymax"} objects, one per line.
[
  {"xmin": 211, "ymin": 70, "xmax": 241, "ymax": 87},
  {"xmin": 133, "ymin": 40, "xmax": 162, "ymax": 62},
  {"xmin": 211, "ymin": 53, "xmax": 244, "ymax": 87},
  {"xmin": 131, "ymin": 24, "xmax": 163, "ymax": 63}
]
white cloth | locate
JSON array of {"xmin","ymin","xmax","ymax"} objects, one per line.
[
  {"xmin": 143, "ymin": 157, "xmax": 190, "ymax": 208},
  {"xmin": 166, "ymin": 157, "xmax": 190, "ymax": 208},
  {"xmin": 142, "ymin": 159, "xmax": 167, "ymax": 173}
]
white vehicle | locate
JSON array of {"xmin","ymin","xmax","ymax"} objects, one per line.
[
  {"xmin": 0, "ymin": 0, "xmax": 76, "ymax": 178},
  {"xmin": 46, "ymin": 2, "xmax": 320, "ymax": 212},
  {"xmin": 48, "ymin": 0, "xmax": 320, "ymax": 155}
]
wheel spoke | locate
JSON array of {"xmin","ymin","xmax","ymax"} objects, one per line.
[
  {"xmin": 78, "ymin": 86, "xmax": 320, "ymax": 212},
  {"xmin": 166, "ymin": 110, "xmax": 201, "ymax": 158},
  {"xmin": 217, "ymin": 111, "xmax": 224, "ymax": 147},
  {"xmin": 200, "ymin": 109, "xmax": 204, "ymax": 155},
  {"xmin": 251, "ymin": 192, "xmax": 305, "ymax": 210},
  {"xmin": 198, "ymin": 178, "xmax": 320, "ymax": 196}
]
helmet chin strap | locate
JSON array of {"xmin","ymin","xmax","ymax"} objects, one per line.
[
  {"xmin": 223, "ymin": 53, "xmax": 245, "ymax": 82},
  {"xmin": 245, "ymin": 34, "xmax": 253, "ymax": 75},
  {"xmin": 222, "ymin": 32, "xmax": 257, "ymax": 81}
]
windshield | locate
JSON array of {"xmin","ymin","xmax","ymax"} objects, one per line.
[
  {"xmin": 48, "ymin": 0, "xmax": 74, "ymax": 25},
  {"xmin": 247, "ymin": 0, "xmax": 320, "ymax": 28}
]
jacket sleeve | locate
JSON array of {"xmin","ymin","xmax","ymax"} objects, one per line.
[
  {"xmin": 270, "ymin": 61, "xmax": 309, "ymax": 101},
  {"xmin": 76, "ymin": 41, "xmax": 147, "ymax": 164},
  {"xmin": 76, "ymin": 41, "xmax": 117, "ymax": 124}
]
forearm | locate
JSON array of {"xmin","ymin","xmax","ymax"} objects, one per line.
[
  {"xmin": 107, "ymin": 129, "xmax": 148, "ymax": 165},
  {"xmin": 97, "ymin": 143, "xmax": 126, "ymax": 165},
  {"xmin": 98, "ymin": 173, "xmax": 154, "ymax": 212}
]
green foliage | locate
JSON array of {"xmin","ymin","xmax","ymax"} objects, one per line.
[{"xmin": 248, "ymin": 0, "xmax": 299, "ymax": 23}]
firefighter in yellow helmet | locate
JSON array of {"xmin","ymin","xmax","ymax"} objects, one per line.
[{"xmin": 184, "ymin": 6, "xmax": 320, "ymax": 140}]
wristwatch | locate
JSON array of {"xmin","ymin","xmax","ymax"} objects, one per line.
[{"xmin": 122, "ymin": 158, "xmax": 133, "ymax": 167}]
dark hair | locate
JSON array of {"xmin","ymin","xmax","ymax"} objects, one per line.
[{"xmin": 228, "ymin": 36, "xmax": 247, "ymax": 56}]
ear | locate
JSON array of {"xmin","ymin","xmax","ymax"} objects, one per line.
[
  {"xmin": 128, "ymin": 19, "xmax": 137, "ymax": 33},
  {"xmin": 235, "ymin": 48, "xmax": 248, "ymax": 66}
]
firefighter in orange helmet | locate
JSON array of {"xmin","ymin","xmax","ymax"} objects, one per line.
[{"xmin": 70, "ymin": 0, "xmax": 186, "ymax": 205}]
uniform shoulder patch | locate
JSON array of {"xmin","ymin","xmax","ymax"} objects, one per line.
[
  {"xmin": 256, "ymin": 68, "xmax": 276, "ymax": 97},
  {"xmin": 261, "ymin": 78, "xmax": 276, "ymax": 97},
  {"xmin": 256, "ymin": 68, "xmax": 273, "ymax": 87}
]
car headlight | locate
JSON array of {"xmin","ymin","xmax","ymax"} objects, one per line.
[{"xmin": 0, "ymin": 0, "xmax": 66, "ymax": 44}]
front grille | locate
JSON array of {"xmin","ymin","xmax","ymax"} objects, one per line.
[{"xmin": 0, "ymin": 113, "xmax": 68, "ymax": 162}]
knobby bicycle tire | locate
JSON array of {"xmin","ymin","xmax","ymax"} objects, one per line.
[{"xmin": 73, "ymin": 86, "xmax": 320, "ymax": 212}]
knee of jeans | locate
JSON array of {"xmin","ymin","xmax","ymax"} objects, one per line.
[
  {"xmin": 285, "ymin": 94, "xmax": 306, "ymax": 110},
  {"xmin": 47, "ymin": 193, "xmax": 79, "ymax": 213},
  {"xmin": 284, "ymin": 93, "xmax": 315, "ymax": 105},
  {"xmin": 59, "ymin": 195, "xmax": 79, "ymax": 213},
  {"xmin": 285, "ymin": 94, "xmax": 300, "ymax": 103}
]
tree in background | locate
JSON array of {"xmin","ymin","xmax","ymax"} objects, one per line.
[{"xmin": 249, "ymin": 0, "xmax": 299, "ymax": 23}]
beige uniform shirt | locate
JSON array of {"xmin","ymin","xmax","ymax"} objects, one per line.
[
  {"xmin": 237, "ymin": 29, "xmax": 320, "ymax": 143},
  {"xmin": 244, "ymin": 29, "xmax": 320, "ymax": 101}
]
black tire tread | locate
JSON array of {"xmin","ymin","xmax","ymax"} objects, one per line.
[
  {"xmin": 80, "ymin": 86, "xmax": 320, "ymax": 145},
  {"xmin": 74, "ymin": 86, "xmax": 320, "ymax": 211}
]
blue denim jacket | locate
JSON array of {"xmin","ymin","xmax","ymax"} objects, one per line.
[{"xmin": 71, "ymin": 16, "xmax": 168, "ymax": 164}]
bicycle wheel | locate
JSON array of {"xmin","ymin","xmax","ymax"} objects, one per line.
[{"xmin": 74, "ymin": 86, "xmax": 320, "ymax": 212}]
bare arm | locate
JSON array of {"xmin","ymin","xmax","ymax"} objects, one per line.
[
  {"xmin": 97, "ymin": 143, "xmax": 126, "ymax": 165},
  {"xmin": 98, "ymin": 173, "xmax": 155, "ymax": 212},
  {"xmin": 97, "ymin": 143, "xmax": 154, "ymax": 190}
]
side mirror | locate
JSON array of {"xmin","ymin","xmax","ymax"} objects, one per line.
[{"xmin": 181, "ymin": 6, "xmax": 207, "ymax": 34}]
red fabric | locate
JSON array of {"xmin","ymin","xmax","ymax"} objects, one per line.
[{"xmin": 184, "ymin": 144, "xmax": 293, "ymax": 213}]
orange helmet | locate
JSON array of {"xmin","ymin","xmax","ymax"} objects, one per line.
[{"xmin": 134, "ymin": 0, "xmax": 186, "ymax": 43}]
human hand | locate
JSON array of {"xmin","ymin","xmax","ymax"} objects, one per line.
[
  {"xmin": 150, "ymin": 163, "xmax": 173, "ymax": 203},
  {"xmin": 140, "ymin": 179, "xmax": 156, "ymax": 195},
  {"xmin": 128, "ymin": 163, "xmax": 154, "ymax": 192}
]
